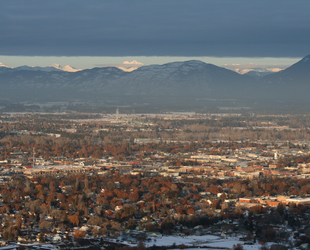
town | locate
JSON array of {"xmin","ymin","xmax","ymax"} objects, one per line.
[{"xmin": 1, "ymin": 111, "xmax": 310, "ymax": 249}]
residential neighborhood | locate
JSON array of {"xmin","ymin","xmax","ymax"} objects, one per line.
[{"xmin": 1, "ymin": 112, "xmax": 310, "ymax": 249}]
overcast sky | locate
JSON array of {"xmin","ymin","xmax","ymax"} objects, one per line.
[{"xmin": 1, "ymin": 0, "xmax": 309, "ymax": 68}]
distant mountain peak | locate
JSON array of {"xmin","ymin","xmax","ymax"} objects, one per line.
[
  {"xmin": 117, "ymin": 60, "xmax": 144, "ymax": 72},
  {"xmin": 62, "ymin": 65, "xmax": 81, "ymax": 72},
  {"xmin": 183, "ymin": 60, "xmax": 205, "ymax": 64},
  {"xmin": 0, "ymin": 62, "xmax": 9, "ymax": 68},
  {"xmin": 50, "ymin": 64, "xmax": 81, "ymax": 72},
  {"xmin": 169, "ymin": 60, "xmax": 207, "ymax": 66}
]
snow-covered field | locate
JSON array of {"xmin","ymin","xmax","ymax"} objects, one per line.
[
  {"xmin": 0, "ymin": 235, "xmax": 275, "ymax": 250},
  {"xmin": 143, "ymin": 235, "xmax": 267, "ymax": 250}
]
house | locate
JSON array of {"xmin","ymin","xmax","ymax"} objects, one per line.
[{"xmin": 53, "ymin": 234, "xmax": 62, "ymax": 242}]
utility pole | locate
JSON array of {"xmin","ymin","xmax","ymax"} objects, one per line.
[
  {"xmin": 33, "ymin": 148, "xmax": 35, "ymax": 168},
  {"xmin": 116, "ymin": 108, "xmax": 119, "ymax": 122}
]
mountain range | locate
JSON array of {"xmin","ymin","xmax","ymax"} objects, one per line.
[
  {"xmin": 0, "ymin": 55, "xmax": 310, "ymax": 109},
  {"xmin": 0, "ymin": 63, "xmax": 81, "ymax": 73}
]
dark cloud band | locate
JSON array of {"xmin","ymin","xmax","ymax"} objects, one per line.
[{"xmin": 1, "ymin": 0, "xmax": 310, "ymax": 57}]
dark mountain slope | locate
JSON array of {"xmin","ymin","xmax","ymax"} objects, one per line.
[
  {"xmin": 0, "ymin": 60, "xmax": 255, "ymax": 101},
  {"xmin": 260, "ymin": 55, "xmax": 310, "ymax": 99}
]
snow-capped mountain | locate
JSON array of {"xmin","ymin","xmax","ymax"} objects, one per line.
[
  {"xmin": 117, "ymin": 60, "xmax": 144, "ymax": 72},
  {"xmin": 50, "ymin": 64, "xmax": 82, "ymax": 72},
  {"xmin": 0, "ymin": 62, "xmax": 8, "ymax": 68},
  {"xmin": 0, "ymin": 63, "xmax": 11, "ymax": 74}
]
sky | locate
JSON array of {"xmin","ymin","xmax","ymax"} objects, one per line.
[{"xmin": 1, "ymin": 0, "xmax": 310, "ymax": 70}]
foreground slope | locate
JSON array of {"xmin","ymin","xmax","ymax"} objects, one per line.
[{"xmin": 261, "ymin": 54, "xmax": 310, "ymax": 100}]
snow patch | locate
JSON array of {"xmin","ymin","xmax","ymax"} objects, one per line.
[
  {"xmin": 62, "ymin": 65, "xmax": 81, "ymax": 72},
  {"xmin": 50, "ymin": 64, "xmax": 82, "ymax": 72},
  {"xmin": 118, "ymin": 60, "xmax": 144, "ymax": 72},
  {"xmin": 140, "ymin": 235, "xmax": 268, "ymax": 250},
  {"xmin": 118, "ymin": 66, "xmax": 140, "ymax": 72}
]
